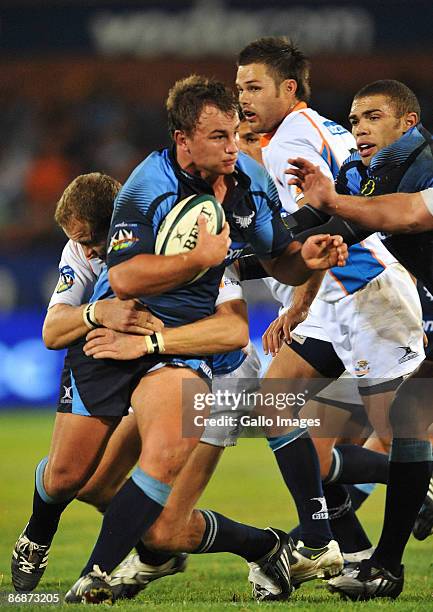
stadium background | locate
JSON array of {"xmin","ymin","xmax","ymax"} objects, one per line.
[
  {"xmin": 1, "ymin": 0, "xmax": 433, "ymax": 408},
  {"xmin": 1, "ymin": 1, "xmax": 433, "ymax": 606}
]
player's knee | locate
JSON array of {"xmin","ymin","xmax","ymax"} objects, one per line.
[{"xmin": 44, "ymin": 464, "xmax": 87, "ymax": 499}]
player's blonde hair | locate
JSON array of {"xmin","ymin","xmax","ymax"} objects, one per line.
[{"xmin": 55, "ymin": 173, "xmax": 121, "ymax": 238}]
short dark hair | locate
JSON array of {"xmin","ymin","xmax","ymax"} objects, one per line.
[
  {"xmin": 353, "ymin": 80, "xmax": 421, "ymax": 119},
  {"xmin": 237, "ymin": 37, "xmax": 311, "ymax": 102},
  {"xmin": 166, "ymin": 74, "xmax": 238, "ymax": 137},
  {"xmin": 55, "ymin": 173, "xmax": 121, "ymax": 238}
]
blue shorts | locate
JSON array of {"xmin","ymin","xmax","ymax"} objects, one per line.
[{"xmin": 57, "ymin": 340, "xmax": 211, "ymax": 418}]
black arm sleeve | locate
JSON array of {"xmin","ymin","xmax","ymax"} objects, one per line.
[
  {"xmin": 237, "ymin": 253, "xmax": 269, "ymax": 281},
  {"xmin": 294, "ymin": 216, "xmax": 372, "ymax": 246},
  {"xmin": 284, "ymin": 205, "xmax": 331, "ymax": 235}
]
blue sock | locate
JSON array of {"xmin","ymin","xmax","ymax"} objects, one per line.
[
  {"xmin": 324, "ymin": 484, "xmax": 372, "ymax": 553},
  {"xmin": 26, "ymin": 458, "xmax": 72, "ymax": 545},
  {"xmin": 81, "ymin": 470, "xmax": 170, "ymax": 576},
  {"xmin": 347, "ymin": 483, "xmax": 376, "ymax": 511},
  {"xmin": 195, "ymin": 510, "xmax": 277, "ymax": 562},
  {"xmin": 326, "ymin": 445, "xmax": 388, "ymax": 484},
  {"xmin": 372, "ymin": 439, "xmax": 432, "ymax": 575},
  {"xmin": 269, "ymin": 430, "xmax": 333, "ymax": 548}
]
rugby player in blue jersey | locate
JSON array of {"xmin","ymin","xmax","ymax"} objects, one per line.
[
  {"xmin": 12, "ymin": 76, "xmax": 347, "ymax": 604},
  {"xmin": 287, "ymin": 79, "xmax": 433, "ymax": 600}
]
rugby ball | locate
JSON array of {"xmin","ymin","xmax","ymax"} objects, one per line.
[{"xmin": 155, "ymin": 194, "xmax": 225, "ymax": 282}]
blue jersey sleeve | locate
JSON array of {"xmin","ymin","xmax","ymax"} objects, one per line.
[
  {"xmin": 106, "ymin": 153, "xmax": 178, "ymax": 269},
  {"xmin": 250, "ymin": 173, "xmax": 292, "ymax": 259}
]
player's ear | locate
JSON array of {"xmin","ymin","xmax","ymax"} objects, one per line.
[
  {"xmin": 174, "ymin": 130, "xmax": 190, "ymax": 152},
  {"xmin": 404, "ymin": 111, "xmax": 418, "ymax": 130},
  {"xmin": 281, "ymin": 78, "xmax": 298, "ymax": 99}
]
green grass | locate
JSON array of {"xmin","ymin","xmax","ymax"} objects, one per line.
[{"xmin": 1, "ymin": 411, "xmax": 433, "ymax": 610}]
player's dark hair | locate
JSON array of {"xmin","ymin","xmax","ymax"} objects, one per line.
[
  {"xmin": 55, "ymin": 173, "xmax": 121, "ymax": 239},
  {"xmin": 354, "ymin": 80, "xmax": 421, "ymax": 119},
  {"xmin": 166, "ymin": 74, "xmax": 238, "ymax": 137},
  {"xmin": 237, "ymin": 36, "xmax": 311, "ymax": 102}
]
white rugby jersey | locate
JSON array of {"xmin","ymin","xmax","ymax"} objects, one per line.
[
  {"xmin": 48, "ymin": 240, "xmax": 105, "ymax": 309},
  {"xmin": 262, "ymin": 102, "xmax": 396, "ymax": 303}
]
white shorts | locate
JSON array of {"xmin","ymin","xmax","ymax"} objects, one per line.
[
  {"xmin": 317, "ymin": 263, "xmax": 425, "ymax": 387},
  {"xmin": 200, "ymin": 343, "xmax": 262, "ymax": 447}
]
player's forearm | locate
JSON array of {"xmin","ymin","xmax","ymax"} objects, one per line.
[
  {"xmin": 330, "ymin": 192, "xmax": 433, "ymax": 233},
  {"xmin": 261, "ymin": 242, "xmax": 312, "ymax": 286},
  {"xmin": 109, "ymin": 252, "xmax": 204, "ymax": 299},
  {"xmin": 289, "ymin": 271, "xmax": 325, "ymax": 314},
  {"xmin": 163, "ymin": 309, "xmax": 249, "ymax": 355},
  {"xmin": 43, "ymin": 304, "xmax": 90, "ymax": 349}
]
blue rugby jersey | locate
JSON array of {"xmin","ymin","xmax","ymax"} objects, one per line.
[
  {"xmin": 336, "ymin": 124, "xmax": 433, "ymax": 293},
  {"xmin": 105, "ymin": 148, "xmax": 291, "ymax": 326}
]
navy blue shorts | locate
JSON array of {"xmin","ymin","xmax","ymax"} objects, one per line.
[{"xmin": 57, "ymin": 339, "xmax": 211, "ymax": 418}]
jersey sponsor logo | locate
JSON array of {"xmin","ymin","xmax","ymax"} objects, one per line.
[
  {"xmin": 225, "ymin": 246, "xmax": 245, "ymax": 263},
  {"xmin": 397, "ymin": 346, "xmax": 418, "ymax": 364},
  {"xmin": 60, "ymin": 385, "xmax": 73, "ymax": 403},
  {"xmin": 423, "ymin": 320, "xmax": 433, "ymax": 332},
  {"xmin": 361, "ymin": 179, "xmax": 376, "ymax": 196},
  {"xmin": 323, "ymin": 120, "xmax": 349, "ymax": 136},
  {"xmin": 355, "ymin": 359, "xmax": 370, "ymax": 376},
  {"xmin": 222, "ymin": 277, "xmax": 240, "ymax": 288},
  {"xmin": 56, "ymin": 265, "xmax": 75, "ymax": 293},
  {"xmin": 233, "ymin": 210, "xmax": 255, "ymax": 229},
  {"xmin": 311, "ymin": 496, "xmax": 329, "ymax": 520},
  {"xmin": 108, "ymin": 228, "xmax": 139, "ymax": 253}
]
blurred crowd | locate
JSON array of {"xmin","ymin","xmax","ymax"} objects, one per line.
[{"xmin": 0, "ymin": 79, "xmax": 432, "ymax": 255}]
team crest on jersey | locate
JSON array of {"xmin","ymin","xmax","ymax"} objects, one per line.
[
  {"xmin": 355, "ymin": 359, "xmax": 370, "ymax": 376},
  {"xmin": 56, "ymin": 265, "xmax": 75, "ymax": 293},
  {"xmin": 233, "ymin": 211, "xmax": 255, "ymax": 229},
  {"xmin": 108, "ymin": 227, "xmax": 139, "ymax": 253},
  {"xmin": 361, "ymin": 179, "xmax": 376, "ymax": 196}
]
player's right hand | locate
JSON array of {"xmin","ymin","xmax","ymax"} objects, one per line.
[
  {"xmin": 84, "ymin": 328, "xmax": 149, "ymax": 360},
  {"xmin": 95, "ymin": 298, "xmax": 164, "ymax": 335},
  {"xmin": 286, "ymin": 157, "xmax": 339, "ymax": 213},
  {"xmin": 191, "ymin": 216, "xmax": 231, "ymax": 269}
]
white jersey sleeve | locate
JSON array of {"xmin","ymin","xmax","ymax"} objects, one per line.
[
  {"xmin": 48, "ymin": 240, "xmax": 104, "ymax": 309},
  {"xmin": 215, "ymin": 265, "xmax": 244, "ymax": 307}
]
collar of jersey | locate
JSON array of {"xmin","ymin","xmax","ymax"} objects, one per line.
[
  {"xmin": 260, "ymin": 101, "xmax": 308, "ymax": 148},
  {"xmin": 167, "ymin": 145, "xmax": 251, "ymax": 210},
  {"xmin": 369, "ymin": 124, "xmax": 426, "ymax": 171}
]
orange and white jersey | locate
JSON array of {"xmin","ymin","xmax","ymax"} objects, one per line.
[
  {"xmin": 261, "ymin": 102, "xmax": 356, "ymax": 213},
  {"xmin": 261, "ymin": 102, "xmax": 396, "ymax": 302},
  {"xmin": 48, "ymin": 240, "xmax": 104, "ymax": 309}
]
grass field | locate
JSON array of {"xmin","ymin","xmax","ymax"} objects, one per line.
[{"xmin": 1, "ymin": 410, "xmax": 433, "ymax": 611}]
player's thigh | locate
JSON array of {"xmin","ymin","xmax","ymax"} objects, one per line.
[
  {"xmin": 131, "ymin": 366, "xmax": 207, "ymax": 483},
  {"xmin": 45, "ymin": 412, "xmax": 120, "ymax": 495},
  {"xmin": 77, "ymin": 411, "xmax": 141, "ymax": 510}
]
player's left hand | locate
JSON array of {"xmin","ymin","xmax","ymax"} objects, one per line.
[
  {"xmin": 83, "ymin": 328, "xmax": 149, "ymax": 360},
  {"xmin": 302, "ymin": 234, "xmax": 348, "ymax": 269},
  {"xmin": 262, "ymin": 308, "xmax": 308, "ymax": 356}
]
